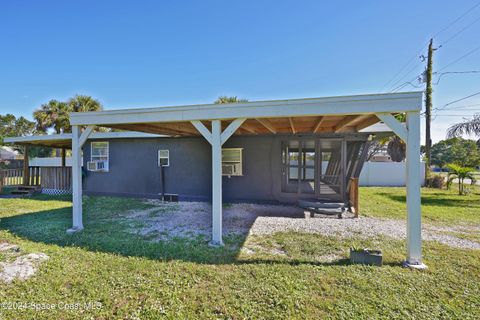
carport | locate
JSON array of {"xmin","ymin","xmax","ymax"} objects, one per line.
[{"xmin": 67, "ymin": 91, "xmax": 425, "ymax": 268}]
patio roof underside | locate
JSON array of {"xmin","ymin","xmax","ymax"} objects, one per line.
[{"xmin": 102, "ymin": 114, "xmax": 381, "ymax": 137}]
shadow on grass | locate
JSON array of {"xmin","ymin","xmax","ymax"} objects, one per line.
[
  {"xmin": 0, "ymin": 195, "xmax": 400, "ymax": 268},
  {"xmin": 377, "ymin": 192, "xmax": 480, "ymax": 208}
]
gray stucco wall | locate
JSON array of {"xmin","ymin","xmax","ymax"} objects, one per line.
[{"xmin": 83, "ymin": 134, "xmax": 366, "ymax": 203}]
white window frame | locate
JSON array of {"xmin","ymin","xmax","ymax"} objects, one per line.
[
  {"xmin": 89, "ymin": 141, "xmax": 109, "ymax": 172},
  {"xmin": 158, "ymin": 149, "xmax": 170, "ymax": 167},
  {"xmin": 222, "ymin": 148, "xmax": 243, "ymax": 176}
]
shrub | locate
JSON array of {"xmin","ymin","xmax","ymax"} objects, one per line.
[{"xmin": 424, "ymin": 174, "xmax": 445, "ymax": 189}]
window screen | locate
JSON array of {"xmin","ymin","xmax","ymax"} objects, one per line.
[
  {"xmin": 91, "ymin": 142, "xmax": 109, "ymax": 162},
  {"xmin": 158, "ymin": 150, "xmax": 169, "ymax": 166}
]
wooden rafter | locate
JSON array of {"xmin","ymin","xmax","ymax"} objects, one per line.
[
  {"xmin": 288, "ymin": 118, "xmax": 296, "ymax": 134},
  {"xmin": 312, "ymin": 116, "xmax": 326, "ymax": 133},
  {"xmin": 334, "ymin": 115, "xmax": 360, "ymax": 132},
  {"xmin": 255, "ymin": 118, "xmax": 277, "ymax": 134},
  {"xmin": 240, "ymin": 122, "xmax": 258, "ymax": 134},
  {"xmin": 355, "ymin": 115, "xmax": 380, "ymax": 131}
]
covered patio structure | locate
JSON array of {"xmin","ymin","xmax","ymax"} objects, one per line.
[{"xmin": 68, "ymin": 91, "xmax": 424, "ymax": 267}]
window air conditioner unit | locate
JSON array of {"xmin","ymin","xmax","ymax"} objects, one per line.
[
  {"xmin": 222, "ymin": 163, "xmax": 242, "ymax": 176},
  {"xmin": 87, "ymin": 161, "xmax": 109, "ymax": 172}
]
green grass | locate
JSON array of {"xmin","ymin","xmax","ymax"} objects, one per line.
[
  {"xmin": 0, "ymin": 190, "xmax": 479, "ymax": 319},
  {"xmin": 360, "ymin": 186, "xmax": 480, "ymax": 225}
]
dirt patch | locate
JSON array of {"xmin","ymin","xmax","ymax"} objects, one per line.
[{"xmin": 0, "ymin": 243, "xmax": 49, "ymax": 284}]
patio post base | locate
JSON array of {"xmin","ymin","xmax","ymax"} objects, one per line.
[
  {"xmin": 402, "ymin": 260, "xmax": 427, "ymax": 270},
  {"xmin": 208, "ymin": 240, "xmax": 224, "ymax": 248},
  {"xmin": 66, "ymin": 227, "xmax": 84, "ymax": 234}
]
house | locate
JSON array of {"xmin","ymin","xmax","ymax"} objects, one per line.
[{"xmin": 5, "ymin": 91, "xmax": 426, "ymax": 268}]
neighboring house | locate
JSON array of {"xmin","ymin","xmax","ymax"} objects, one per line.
[{"xmin": 0, "ymin": 146, "xmax": 20, "ymax": 160}]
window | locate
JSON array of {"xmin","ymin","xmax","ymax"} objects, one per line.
[
  {"xmin": 89, "ymin": 141, "xmax": 109, "ymax": 172},
  {"xmin": 158, "ymin": 150, "xmax": 169, "ymax": 166},
  {"xmin": 222, "ymin": 148, "xmax": 242, "ymax": 176}
]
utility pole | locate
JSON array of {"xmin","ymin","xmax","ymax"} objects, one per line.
[{"xmin": 424, "ymin": 38, "xmax": 435, "ymax": 178}]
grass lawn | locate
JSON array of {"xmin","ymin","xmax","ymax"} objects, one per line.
[
  {"xmin": 0, "ymin": 188, "xmax": 479, "ymax": 319},
  {"xmin": 361, "ymin": 186, "xmax": 480, "ymax": 225}
]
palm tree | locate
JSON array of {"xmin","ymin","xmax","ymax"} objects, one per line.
[
  {"xmin": 33, "ymin": 100, "xmax": 70, "ymax": 134},
  {"xmin": 33, "ymin": 95, "xmax": 103, "ymax": 134},
  {"xmin": 214, "ymin": 96, "xmax": 248, "ymax": 104},
  {"xmin": 68, "ymin": 95, "xmax": 103, "ymax": 113},
  {"xmin": 447, "ymin": 113, "xmax": 480, "ymax": 138},
  {"xmin": 446, "ymin": 163, "xmax": 476, "ymax": 195}
]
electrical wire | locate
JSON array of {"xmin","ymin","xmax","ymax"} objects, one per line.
[
  {"xmin": 437, "ymin": 44, "xmax": 480, "ymax": 72},
  {"xmin": 438, "ymin": 15, "xmax": 480, "ymax": 48},
  {"xmin": 434, "ymin": 70, "xmax": 480, "ymax": 84},
  {"xmin": 380, "ymin": 2, "xmax": 480, "ymax": 92},
  {"xmin": 432, "ymin": 2, "xmax": 480, "ymax": 38}
]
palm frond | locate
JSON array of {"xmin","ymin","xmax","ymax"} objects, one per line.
[{"xmin": 447, "ymin": 113, "xmax": 480, "ymax": 138}]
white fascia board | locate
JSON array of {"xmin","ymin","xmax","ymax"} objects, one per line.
[
  {"xmin": 3, "ymin": 131, "xmax": 166, "ymax": 144},
  {"xmin": 4, "ymin": 134, "xmax": 72, "ymax": 144},
  {"xmin": 70, "ymin": 92, "xmax": 423, "ymax": 126}
]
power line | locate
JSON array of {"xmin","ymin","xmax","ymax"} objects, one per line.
[
  {"xmin": 443, "ymin": 103, "xmax": 480, "ymax": 110},
  {"xmin": 390, "ymin": 80, "xmax": 423, "ymax": 93},
  {"xmin": 434, "ymin": 90, "xmax": 480, "ymax": 111},
  {"xmin": 432, "ymin": 2, "xmax": 480, "ymax": 38},
  {"xmin": 438, "ymin": 44, "xmax": 480, "ymax": 72},
  {"xmin": 434, "ymin": 70, "xmax": 480, "ymax": 84},
  {"xmin": 438, "ymin": 15, "xmax": 480, "ymax": 47},
  {"xmin": 387, "ymin": 62, "xmax": 424, "ymax": 92},
  {"xmin": 380, "ymin": 44, "xmax": 427, "ymax": 92},
  {"xmin": 380, "ymin": 2, "xmax": 480, "ymax": 93}
]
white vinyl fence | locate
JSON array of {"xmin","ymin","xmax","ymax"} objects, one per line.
[{"xmin": 359, "ymin": 161, "xmax": 425, "ymax": 187}]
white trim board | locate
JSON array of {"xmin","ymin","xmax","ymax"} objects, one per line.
[
  {"xmin": 70, "ymin": 92, "xmax": 423, "ymax": 126},
  {"xmin": 4, "ymin": 131, "xmax": 166, "ymax": 144}
]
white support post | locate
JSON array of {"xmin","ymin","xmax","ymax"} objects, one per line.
[
  {"xmin": 68, "ymin": 125, "xmax": 93, "ymax": 234},
  {"xmin": 210, "ymin": 120, "xmax": 223, "ymax": 246},
  {"xmin": 405, "ymin": 111, "xmax": 426, "ymax": 269},
  {"xmin": 191, "ymin": 119, "xmax": 246, "ymax": 246},
  {"xmin": 69, "ymin": 125, "xmax": 83, "ymax": 232}
]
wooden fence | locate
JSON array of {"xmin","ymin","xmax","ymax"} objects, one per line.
[
  {"xmin": 40, "ymin": 167, "xmax": 72, "ymax": 191},
  {"xmin": 0, "ymin": 168, "xmax": 30, "ymax": 186},
  {"xmin": 0, "ymin": 166, "xmax": 71, "ymax": 190}
]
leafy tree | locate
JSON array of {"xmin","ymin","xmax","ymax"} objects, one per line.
[
  {"xmin": 214, "ymin": 96, "xmax": 248, "ymax": 104},
  {"xmin": 431, "ymin": 138, "xmax": 480, "ymax": 168},
  {"xmin": 0, "ymin": 114, "xmax": 36, "ymax": 145},
  {"xmin": 446, "ymin": 164, "xmax": 476, "ymax": 195}
]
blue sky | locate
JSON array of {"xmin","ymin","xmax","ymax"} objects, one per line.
[{"xmin": 1, "ymin": 0, "xmax": 479, "ymax": 142}]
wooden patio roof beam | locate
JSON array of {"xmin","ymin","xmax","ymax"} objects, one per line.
[
  {"xmin": 312, "ymin": 116, "xmax": 326, "ymax": 133},
  {"xmin": 288, "ymin": 118, "xmax": 296, "ymax": 134},
  {"xmin": 355, "ymin": 115, "xmax": 380, "ymax": 131},
  {"xmin": 255, "ymin": 118, "xmax": 277, "ymax": 134},
  {"xmin": 240, "ymin": 122, "xmax": 258, "ymax": 134},
  {"xmin": 334, "ymin": 115, "xmax": 361, "ymax": 133}
]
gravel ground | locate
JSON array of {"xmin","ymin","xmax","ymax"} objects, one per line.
[{"xmin": 125, "ymin": 201, "xmax": 480, "ymax": 250}]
